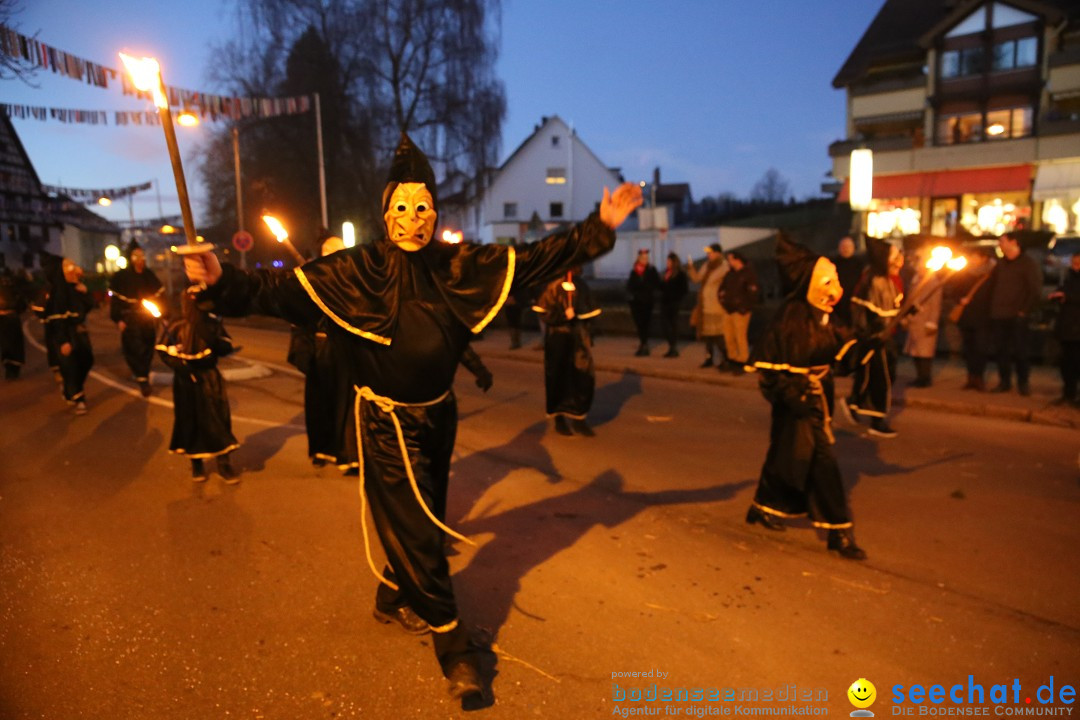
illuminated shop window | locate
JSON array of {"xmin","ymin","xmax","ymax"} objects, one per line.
[
  {"xmin": 866, "ymin": 199, "xmax": 921, "ymax": 239},
  {"xmin": 931, "ymin": 198, "xmax": 959, "ymax": 237},
  {"xmin": 958, "ymin": 192, "xmax": 1030, "ymax": 236},
  {"xmin": 1042, "ymin": 198, "xmax": 1080, "ymax": 235}
]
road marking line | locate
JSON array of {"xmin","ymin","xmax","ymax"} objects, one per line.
[{"xmin": 22, "ymin": 320, "xmax": 304, "ymax": 430}]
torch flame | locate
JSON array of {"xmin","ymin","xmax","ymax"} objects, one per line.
[
  {"xmin": 441, "ymin": 229, "xmax": 463, "ymax": 244},
  {"xmin": 561, "ymin": 281, "xmax": 576, "ymax": 292},
  {"xmin": 141, "ymin": 299, "xmax": 162, "ymax": 318},
  {"xmin": 119, "ymin": 53, "xmax": 168, "ymax": 109},
  {"xmin": 262, "ymin": 215, "xmax": 289, "ymax": 242},
  {"xmin": 925, "ymin": 245, "xmax": 953, "ymax": 272},
  {"xmin": 947, "ymin": 256, "xmax": 967, "ymax": 271}
]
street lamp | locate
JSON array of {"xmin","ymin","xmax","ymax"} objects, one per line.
[{"xmin": 849, "ymin": 148, "xmax": 873, "ymax": 251}]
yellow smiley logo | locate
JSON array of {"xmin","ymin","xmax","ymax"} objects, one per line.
[{"xmin": 848, "ymin": 678, "xmax": 877, "ymax": 709}]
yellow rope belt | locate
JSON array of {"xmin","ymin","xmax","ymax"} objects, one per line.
[
  {"xmin": 353, "ymin": 385, "xmax": 475, "ymax": 592},
  {"xmin": 749, "ymin": 362, "xmax": 836, "ymax": 444}
]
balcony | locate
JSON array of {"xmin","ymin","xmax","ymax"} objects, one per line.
[
  {"xmin": 1048, "ymin": 46, "xmax": 1080, "ymax": 69},
  {"xmin": 828, "ymin": 136, "xmax": 917, "ymax": 158},
  {"xmin": 1039, "ymin": 115, "xmax": 1080, "ymax": 137}
]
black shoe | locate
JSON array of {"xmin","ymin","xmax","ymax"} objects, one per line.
[
  {"xmin": 139, "ymin": 380, "xmax": 152, "ymax": 397},
  {"xmin": 730, "ymin": 365, "xmax": 746, "ymax": 376},
  {"xmin": 219, "ymin": 457, "xmax": 240, "ymax": 484},
  {"xmin": 745, "ymin": 506, "xmax": 785, "ymax": 532},
  {"xmin": 570, "ymin": 418, "xmax": 595, "ymax": 437},
  {"xmin": 663, "ymin": 348, "xmax": 678, "ymax": 358},
  {"xmin": 867, "ymin": 419, "xmax": 898, "ymax": 438},
  {"xmin": 3, "ymin": 365, "xmax": 18, "ymax": 380},
  {"xmin": 553, "ymin": 415, "xmax": 573, "ymax": 436},
  {"xmin": 990, "ymin": 383, "xmax": 1012, "ymax": 394},
  {"xmin": 446, "ymin": 659, "xmax": 483, "ymax": 701},
  {"xmin": 700, "ymin": 358, "xmax": 713, "ymax": 368},
  {"xmin": 312, "ymin": 456, "xmax": 328, "ymax": 468},
  {"xmin": 634, "ymin": 344, "xmax": 650, "ymax": 357},
  {"xmin": 373, "ymin": 606, "xmax": 430, "ymax": 635},
  {"xmin": 343, "ymin": 467, "xmax": 359, "ymax": 477},
  {"xmin": 827, "ymin": 529, "xmax": 867, "ymax": 560},
  {"xmin": 191, "ymin": 459, "xmax": 208, "ymax": 483},
  {"xmin": 1018, "ymin": 382, "xmax": 1031, "ymax": 397}
]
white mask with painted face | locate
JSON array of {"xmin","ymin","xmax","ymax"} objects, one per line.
[{"xmin": 384, "ymin": 182, "xmax": 436, "ymax": 252}]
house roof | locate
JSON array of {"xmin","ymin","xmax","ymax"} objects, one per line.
[
  {"xmin": 655, "ymin": 183, "xmax": 692, "ymax": 205},
  {"xmin": 497, "ymin": 115, "xmax": 617, "ymax": 182},
  {"xmin": 832, "ymin": 0, "xmax": 1080, "ymax": 89}
]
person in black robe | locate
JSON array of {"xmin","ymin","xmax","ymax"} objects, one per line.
[
  {"xmin": 31, "ymin": 253, "xmax": 64, "ymax": 384},
  {"xmin": 0, "ymin": 266, "xmax": 29, "ymax": 380},
  {"xmin": 831, "ymin": 235, "xmax": 864, "ymax": 330},
  {"xmin": 844, "ymin": 238, "xmax": 902, "ymax": 438},
  {"xmin": 42, "ymin": 256, "xmax": 95, "ymax": 415},
  {"xmin": 293, "ymin": 235, "xmax": 360, "ymax": 472},
  {"xmin": 110, "ymin": 240, "xmax": 164, "ymax": 396},
  {"xmin": 156, "ymin": 289, "xmax": 240, "ymax": 483},
  {"xmin": 534, "ymin": 269, "xmax": 601, "ymax": 436},
  {"xmin": 180, "ymin": 132, "xmax": 642, "ymax": 702},
  {"xmin": 745, "ymin": 233, "xmax": 866, "ymax": 560}
]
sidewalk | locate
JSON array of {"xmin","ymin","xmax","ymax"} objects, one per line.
[{"xmin": 469, "ymin": 328, "xmax": 1080, "ymax": 430}]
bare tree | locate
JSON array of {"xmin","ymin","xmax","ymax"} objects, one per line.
[
  {"xmin": 0, "ymin": 0, "xmax": 38, "ymax": 84},
  {"xmin": 750, "ymin": 168, "xmax": 791, "ymax": 204},
  {"xmin": 198, "ymin": 0, "xmax": 504, "ymax": 244}
]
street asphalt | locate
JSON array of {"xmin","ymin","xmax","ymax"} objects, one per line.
[{"xmin": 0, "ymin": 314, "xmax": 1077, "ymax": 719}]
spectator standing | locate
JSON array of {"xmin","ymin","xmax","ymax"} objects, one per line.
[
  {"xmin": 718, "ymin": 251, "xmax": 760, "ymax": 373},
  {"xmin": 832, "ymin": 236, "xmax": 864, "ymax": 329},
  {"xmin": 987, "ymin": 233, "xmax": 1042, "ymax": 396},
  {"xmin": 949, "ymin": 250, "xmax": 994, "ymax": 391},
  {"xmin": 659, "ymin": 252, "xmax": 688, "ymax": 358},
  {"xmin": 903, "ymin": 247, "xmax": 944, "ymax": 388},
  {"xmin": 687, "ymin": 243, "xmax": 728, "ymax": 368},
  {"xmin": 1049, "ymin": 252, "xmax": 1080, "ymax": 406},
  {"xmin": 626, "ymin": 248, "xmax": 659, "ymax": 356}
]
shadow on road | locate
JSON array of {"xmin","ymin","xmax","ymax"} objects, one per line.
[
  {"xmin": 589, "ymin": 370, "xmax": 644, "ymax": 427},
  {"xmin": 452, "ymin": 468, "xmax": 752, "ymax": 646},
  {"xmin": 237, "ymin": 412, "xmax": 306, "ymax": 472},
  {"xmin": 42, "ymin": 393, "xmax": 163, "ymax": 499}
]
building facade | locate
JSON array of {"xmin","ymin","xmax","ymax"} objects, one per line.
[
  {"xmin": 450, "ymin": 115, "xmax": 624, "ymax": 245},
  {"xmin": 831, "ymin": 0, "xmax": 1080, "ymax": 241}
]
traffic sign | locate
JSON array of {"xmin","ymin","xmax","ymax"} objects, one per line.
[{"xmin": 232, "ymin": 230, "xmax": 254, "ymax": 252}]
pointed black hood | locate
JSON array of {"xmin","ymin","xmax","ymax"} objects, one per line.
[
  {"xmin": 775, "ymin": 231, "xmax": 819, "ymax": 297},
  {"xmin": 867, "ymin": 237, "xmax": 892, "ymax": 277},
  {"xmin": 382, "ymin": 132, "xmax": 438, "ymax": 214},
  {"xmin": 125, "ymin": 239, "xmax": 142, "ymax": 260}
]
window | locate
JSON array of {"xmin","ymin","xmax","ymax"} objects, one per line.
[
  {"xmin": 985, "ymin": 107, "xmax": 1032, "ymax": 139},
  {"xmin": 992, "ymin": 37, "xmax": 1037, "ymax": 71},
  {"xmin": 937, "ymin": 112, "xmax": 983, "ymax": 144},
  {"xmin": 503, "ymin": 202, "xmax": 517, "ymax": 219},
  {"xmin": 551, "ymin": 135, "xmax": 560, "ymax": 147},
  {"xmin": 550, "ymin": 202, "xmax": 563, "ymax": 218},
  {"xmin": 941, "ymin": 47, "xmax": 983, "ymax": 78},
  {"xmin": 546, "ymin": 167, "xmax": 567, "ymax": 185}
]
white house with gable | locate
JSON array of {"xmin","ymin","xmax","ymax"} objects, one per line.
[{"xmin": 462, "ymin": 115, "xmax": 623, "ymax": 245}]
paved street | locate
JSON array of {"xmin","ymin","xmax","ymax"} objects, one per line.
[{"xmin": 1, "ymin": 315, "xmax": 1078, "ymax": 719}]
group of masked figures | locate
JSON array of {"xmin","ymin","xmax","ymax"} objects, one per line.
[{"xmin": 6, "ymin": 132, "xmax": 883, "ymax": 705}]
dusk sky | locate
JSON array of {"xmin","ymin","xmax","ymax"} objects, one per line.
[{"xmin": 2, "ymin": 0, "xmax": 883, "ymax": 226}]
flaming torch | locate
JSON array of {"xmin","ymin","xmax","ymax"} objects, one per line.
[
  {"xmin": 141, "ymin": 299, "xmax": 163, "ymax": 319},
  {"xmin": 262, "ymin": 215, "xmax": 306, "ymax": 265},
  {"xmin": 886, "ymin": 245, "xmax": 967, "ymax": 335},
  {"xmin": 441, "ymin": 229, "xmax": 463, "ymax": 244},
  {"xmin": 119, "ymin": 53, "xmax": 206, "ymax": 255}
]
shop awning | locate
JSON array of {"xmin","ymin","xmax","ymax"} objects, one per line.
[
  {"xmin": 837, "ymin": 164, "xmax": 1032, "ymax": 202},
  {"xmin": 1033, "ymin": 160, "xmax": 1080, "ymax": 201}
]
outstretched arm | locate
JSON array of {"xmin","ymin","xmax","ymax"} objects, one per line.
[{"xmin": 182, "ymin": 251, "xmax": 322, "ymax": 326}]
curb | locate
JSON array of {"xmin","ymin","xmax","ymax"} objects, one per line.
[{"xmin": 474, "ymin": 346, "xmax": 1078, "ymax": 430}]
